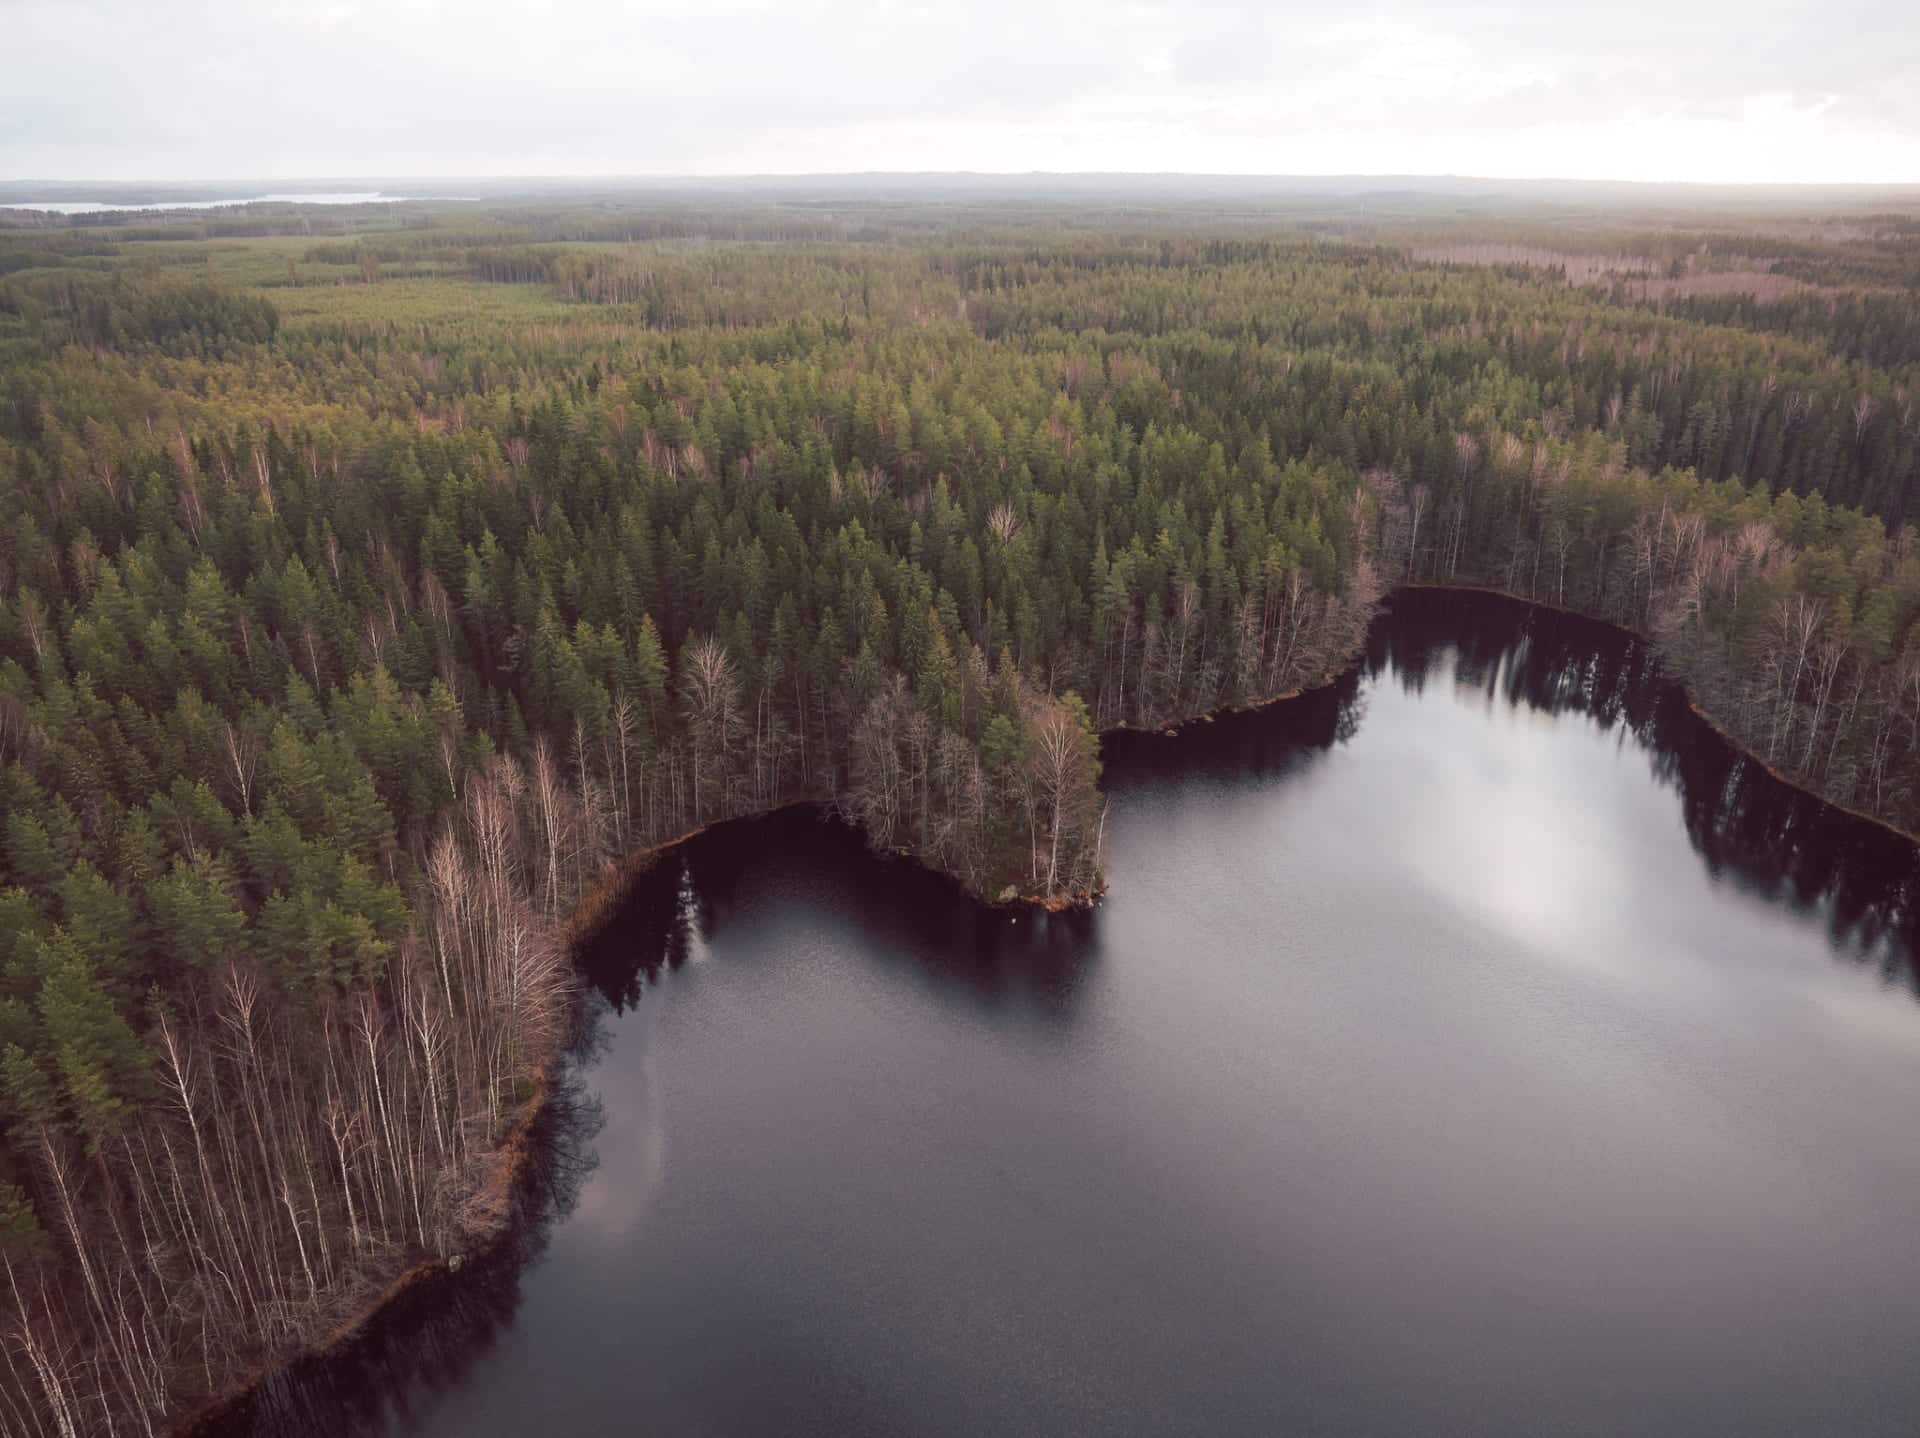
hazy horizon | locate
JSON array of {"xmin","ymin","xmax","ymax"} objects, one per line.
[
  {"xmin": 5, "ymin": 172, "xmax": 1919, "ymax": 203},
  {"xmin": 5, "ymin": 0, "xmax": 1916, "ymax": 186}
]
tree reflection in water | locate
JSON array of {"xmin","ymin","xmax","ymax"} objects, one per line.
[
  {"xmin": 205, "ymin": 589, "xmax": 1920, "ymax": 1437},
  {"xmin": 1110, "ymin": 589, "xmax": 1919, "ymax": 990},
  {"xmin": 1373, "ymin": 592, "xmax": 1920, "ymax": 985}
]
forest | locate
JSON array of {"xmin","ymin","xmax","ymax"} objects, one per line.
[{"xmin": 0, "ymin": 186, "xmax": 1918, "ymax": 1434}]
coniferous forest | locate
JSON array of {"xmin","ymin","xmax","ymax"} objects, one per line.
[{"xmin": 1, "ymin": 185, "xmax": 1919, "ymax": 1433}]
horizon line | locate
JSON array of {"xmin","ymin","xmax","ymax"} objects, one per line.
[{"xmin": 6, "ymin": 171, "xmax": 1920, "ymax": 191}]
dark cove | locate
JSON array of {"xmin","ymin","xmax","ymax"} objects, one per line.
[{"xmin": 215, "ymin": 592, "xmax": 1920, "ymax": 1437}]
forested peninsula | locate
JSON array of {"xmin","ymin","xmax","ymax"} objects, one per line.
[{"xmin": 1, "ymin": 191, "xmax": 1918, "ymax": 1434}]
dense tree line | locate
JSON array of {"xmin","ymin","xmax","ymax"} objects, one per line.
[
  {"xmin": 0, "ymin": 198, "xmax": 1915, "ymax": 1433},
  {"xmin": 1369, "ymin": 432, "xmax": 1920, "ymax": 820}
]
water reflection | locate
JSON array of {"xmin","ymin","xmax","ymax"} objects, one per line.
[
  {"xmin": 579, "ymin": 808, "xmax": 1104, "ymax": 1028},
  {"xmin": 216, "ymin": 589, "xmax": 1920, "ymax": 1438},
  {"xmin": 1109, "ymin": 589, "xmax": 1920, "ymax": 990},
  {"xmin": 1375, "ymin": 593, "xmax": 1920, "ymax": 986}
]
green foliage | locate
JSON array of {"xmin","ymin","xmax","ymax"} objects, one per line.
[
  {"xmin": 0, "ymin": 1180, "xmax": 46, "ymax": 1259},
  {"xmin": 0, "ymin": 1045, "xmax": 56, "ymax": 1135},
  {"xmin": 55, "ymin": 862, "xmax": 138, "ymax": 992},
  {"xmin": 0, "ymin": 197, "xmax": 1915, "ymax": 1320},
  {"xmin": 148, "ymin": 858, "xmax": 246, "ymax": 970}
]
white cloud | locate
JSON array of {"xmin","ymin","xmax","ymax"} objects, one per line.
[{"xmin": 0, "ymin": 0, "xmax": 1913, "ymax": 181}]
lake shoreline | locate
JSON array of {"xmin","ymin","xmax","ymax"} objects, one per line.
[
  {"xmin": 168, "ymin": 582, "xmax": 1920, "ymax": 1438},
  {"xmin": 166, "ymin": 799, "xmax": 1098, "ymax": 1434},
  {"xmin": 1396, "ymin": 581, "xmax": 1920, "ymax": 851},
  {"xmin": 246, "ymin": 590, "xmax": 1920, "ymax": 1437},
  {"xmin": 174, "ymin": 1055, "xmax": 555, "ymax": 1437}
]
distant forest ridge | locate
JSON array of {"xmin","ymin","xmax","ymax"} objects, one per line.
[{"xmin": 5, "ymin": 172, "xmax": 1920, "ymax": 213}]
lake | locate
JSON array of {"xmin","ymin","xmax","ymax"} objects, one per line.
[
  {"xmin": 0, "ymin": 193, "xmax": 415, "ymax": 215},
  {"xmin": 225, "ymin": 590, "xmax": 1920, "ymax": 1437}
]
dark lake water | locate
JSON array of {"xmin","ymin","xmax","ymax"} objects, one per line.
[{"xmin": 232, "ymin": 591, "xmax": 1920, "ymax": 1437}]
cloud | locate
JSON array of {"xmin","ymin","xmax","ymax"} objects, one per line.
[{"xmin": 0, "ymin": 0, "xmax": 1914, "ymax": 181}]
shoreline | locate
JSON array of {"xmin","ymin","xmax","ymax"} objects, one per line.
[
  {"xmin": 1398, "ymin": 581, "xmax": 1920, "ymax": 851},
  {"xmin": 1106, "ymin": 684, "xmax": 1311, "ymax": 740},
  {"xmin": 170, "ymin": 819, "xmax": 736, "ymax": 1436},
  {"xmin": 175, "ymin": 1061, "xmax": 556, "ymax": 1436},
  {"xmin": 167, "ymin": 581, "xmax": 1920, "ymax": 1435},
  {"xmin": 1676, "ymin": 694, "xmax": 1920, "ymax": 849},
  {"xmin": 166, "ymin": 798, "xmax": 1100, "ymax": 1434}
]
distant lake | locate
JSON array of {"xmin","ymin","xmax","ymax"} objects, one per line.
[
  {"xmin": 0, "ymin": 192, "xmax": 418, "ymax": 215},
  {"xmin": 224, "ymin": 591, "xmax": 1920, "ymax": 1437}
]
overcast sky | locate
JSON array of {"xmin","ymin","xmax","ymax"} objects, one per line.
[{"xmin": 3, "ymin": 0, "xmax": 1916, "ymax": 183}]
